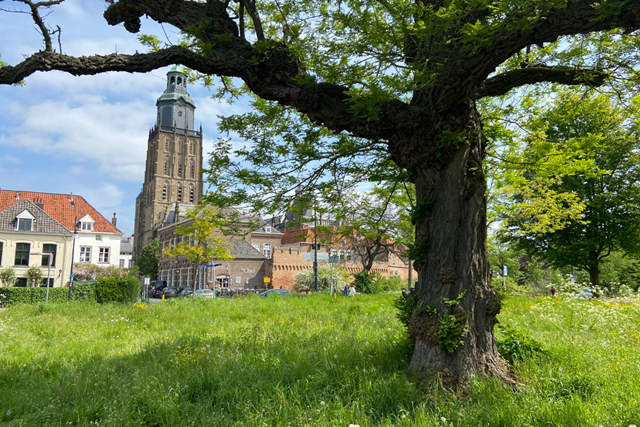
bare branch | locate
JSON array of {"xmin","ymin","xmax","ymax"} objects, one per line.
[
  {"xmin": 14, "ymin": 0, "xmax": 64, "ymax": 52},
  {"xmin": 476, "ymin": 66, "xmax": 609, "ymax": 99}
]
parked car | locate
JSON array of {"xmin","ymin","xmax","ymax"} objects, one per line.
[
  {"xmin": 259, "ymin": 289, "xmax": 291, "ymax": 297},
  {"xmin": 162, "ymin": 287, "xmax": 179, "ymax": 298},
  {"xmin": 149, "ymin": 280, "xmax": 167, "ymax": 298},
  {"xmin": 178, "ymin": 289, "xmax": 194, "ymax": 297},
  {"xmin": 194, "ymin": 289, "xmax": 214, "ymax": 299}
]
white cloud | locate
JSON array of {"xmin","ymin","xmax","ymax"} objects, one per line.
[
  {"xmin": 1, "ymin": 154, "xmax": 20, "ymax": 164},
  {"xmin": 0, "ymin": 97, "xmax": 154, "ymax": 181}
]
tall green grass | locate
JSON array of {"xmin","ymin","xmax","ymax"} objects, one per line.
[{"xmin": 0, "ymin": 295, "xmax": 638, "ymax": 426}]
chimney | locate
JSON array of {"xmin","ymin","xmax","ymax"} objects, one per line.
[
  {"xmin": 35, "ymin": 198, "xmax": 44, "ymax": 210},
  {"xmin": 112, "ymin": 213, "xmax": 117, "ymax": 227}
]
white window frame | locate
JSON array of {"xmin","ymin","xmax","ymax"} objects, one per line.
[
  {"xmin": 98, "ymin": 247, "xmax": 110, "ymax": 263},
  {"xmin": 263, "ymin": 243, "xmax": 272, "ymax": 259},
  {"xmin": 252, "ymin": 242, "xmax": 261, "ymax": 252},
  {"xmin": 80, "ymin": 246, "xmax": 91, "ymax": 262}
]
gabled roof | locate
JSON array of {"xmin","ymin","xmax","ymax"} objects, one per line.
[
  {"xmin": 230, "ymin": 239, "xmax": 267, "ymax": 260},
  {"xmin": 0, "ymin": 190, "xmax": 121, "ymax": 234},
  {"xmin": 0, "ymin": 199, "xmax": 70, "ymax": 234}
]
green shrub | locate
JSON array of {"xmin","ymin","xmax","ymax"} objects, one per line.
[
  {"xmin": 0, "ymin": 283, "xmax": 97, "ymax": 306},
  {"xmin": 393, "ymin": 290, "xmax": 417, "ymax": 327},
  {"xmin": 496, "ymin": 324, "xmax": 546, "ymax": 364},
  {"xmin": 375, "ymin": 275, "xmax": 406, "ymax": 292},
  {"xmin": 95, "ymin": 276, "xmax": 140, "ymax": 304},
  {"xmin": 293, "ymin": 266, "xmax": 350, "ymax": 293},
  {"xmin": 353, "ymin": 270, "xmax": 377, "ymax": 293},
  {"xmin": 0, "ymin": 267, "xmax": 16, "ymax": 287}
]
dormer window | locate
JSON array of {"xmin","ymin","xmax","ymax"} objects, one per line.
[
  {"xmin": 15, "ymin": 209, "xmax": 35, "ymax": 231},
  {"xmin": 265, "ymin": 226, "xmax": 272, "ymax": 233},
  {"xmin": 78, "ymin": 214, "xmax": 95, "ymax": 232},
  {"xmin": 17, "ymin": 218, "xmax": 32, "ymax": 231}
]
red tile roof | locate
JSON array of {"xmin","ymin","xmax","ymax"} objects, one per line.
[{"xmin": 0, "ymin": 190, "xmax": 121, "ymax": 234}]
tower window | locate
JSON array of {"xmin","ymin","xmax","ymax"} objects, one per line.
[
  {"xmin": 190, "ymin": 160, "xmax": 195, "ymax": 178},
  {"xmin": 189, "ymin": 141, "xmax": 193, "ymax": 154},
  {"xmin": 178, "ymin": 164, "xmax": 183, "ymax": 177},
  {"xmin": 164, "ymin": 157, "xmax": 168, "ymax": 175},
  {"xmin": 178, "ymin": 111, "xmax": 183, "ymax": 117},
  {"xmin": 170, "ymin": 76, "xmax": 175, "ymax": 85},
  {"xmin": 177, "ymin": 186, "xmax": 182, "ymax": 202},
  {"xmin": 162, "ymin": 184, "xmax": 167, "ymax": 201},
  {"xmin": 165, "ymin": 137, "xmax": 169, "ymax": 150},
  {"xmin": 189, "ymin": 186, "xmax": 194, "ymax": 202},
  {"xmin": 177, "ymin": 77, "xmax": 182, "ymax": 85}
]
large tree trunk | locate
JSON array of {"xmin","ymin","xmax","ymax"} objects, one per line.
[
  {"xmin": 396, "ymin": 99, "xmax": 510, "ymax": 388},
  {"xmin": 588, "ymin": 256, "xmax": 600, "ymax": 286}
]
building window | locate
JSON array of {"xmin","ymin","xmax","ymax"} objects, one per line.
[
  {"xmin": 265, "ymin": 226, "xmax": 272, "ymax": 233},
  {"xmin": 17, "ymin": 218, "xmax": 32, "ymax": 231},
  {"xmin": 252, "ymin": 242, "xmax": 261, "ymax": 252},
  {"xmin": 164, "ymin": 157, "xmax": 168, "ymax": 174},
  {"xmin": 81, "ymin": 222, "xmax": 92, "ymax": 231},
  {"xmin": 42, "ymin": 278, "xmax": 54, "ymax": 287},
  {"xmin": 347, "ymin": 251, "xmax": 352, "ymax": 261},
  {"xmin": 99, "ymin": 248, "xmax": 110, "ymax": 263},
  {"xmin": 177, "ymin": 77, "xmax": 182, "ymax": 85},
  {"xmin": 42, "ymin": 244, "xmax": 57, "ymax": 267},
  {"xmin": 165, "ymin": 137, "xmax": 169, "ymax": 150},
  {"xmin": 263, "ymin": 243, "xmax": 272, "ymax": 259},
  {"xmin": 80, "ymin": 246, "xmax": 91, "ymax": 262},
  {"xmin": 119, "ymin": 259, "xmax": 125, "ymax": 268},
  {"xmin": 178, "ymin": 164, "xmax": 183, "ymax": 177},
  {"xmin": 15, "ymin": 243, "xmax": 30, "ymax": 266},
  {"xmin": 162, "ymin": 184, "xmax": 167, "ymax": 201},
  {"xmin": 392, "ymin": 254, "xmax": 396, "ymax": 266},
  {"xmin": 189, "ymin": 141, "xmax": 193, "ymax": 154},
  {"xmin": 128, "ymin": 259, "xmax": 133, "ymax": 268},
  {"xmin": 15, "ymin": 277, "xmax": 27, "ymax": 287},
  {"xmin": 177, "ymin": 186, "xmax": 182, "ymax": 202},
  {"xmin": 189, "ymin": 186, "xmax": 194, "ymax": 203},
  {"xmin": 96, "ymin": 235, "xmax": 102, "ymax": 241},
  {"xmin": 190, "ymin": 160, "xmax": 195, "ymax": 178},
  {"xmin": 178, "ymin": 110, "xmax": 183, "ymax": 117}
]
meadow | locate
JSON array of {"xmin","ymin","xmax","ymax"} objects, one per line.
[{"xmin": 0, "ymin": 294, "xmax": 639, "ymax": 427}]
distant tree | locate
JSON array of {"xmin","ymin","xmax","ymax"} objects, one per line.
[
  {"xmin": 0, "ymin": 267, "xmax": 16, "ymax": 287},
  {"xmin": 163, "ymin": 206, "xmax": 234, "ymax": 291},
  {"xmin": 500, "ymin": 92, "xmax": 640, "ymax": 286},
  {"xmin": 294, "ymin": 266, "xmax": 351, "ymax": 293},
  {"xmin": 137, "ymin": 239, "xmax": 159, "ymax": 280},
  {"xmin": 26, "ymin": 266, "xmax": 43, "ymax": 288}
]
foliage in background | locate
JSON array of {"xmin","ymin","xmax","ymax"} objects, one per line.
[
  {"xmin": 73, "ymin": 263, "xmax": 138, "ymax": 282},
  {"xmin": 0, "ymin": 267, "xmax": 16, "ymax": 287},
  {"xmin": 293, "ymin": 265, "xmax": 351, "ymax": 293},
  {"xmin": 26, "ymin": 266, "xmax": 43, "ymax": 288},
  {"xmin": 137, "ymin": 239, "xmax": 159, "ymax": 280},
  {"xmin": 0, "ymin": 283, "xmax": 96, "ymax": 307},
  {"xmin": 494, "ymin": 91, "xmax": 640, "ymax": 286},
  {"xmin": 163, "ymin": 206, "xmax": 234, "ymax": 290},
  {"xmin": 95, "ymin": 276, "xmax": 140, "ymax": 304}
]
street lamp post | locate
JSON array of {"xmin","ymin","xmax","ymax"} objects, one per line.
[{"xmin": 31, "ymin": 252, "xmax": 52, "ymax": 302}]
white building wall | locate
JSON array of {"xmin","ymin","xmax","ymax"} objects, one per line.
[{"xmin": 74, "ymin": 232, "xmax": 122, "ymax": 267}]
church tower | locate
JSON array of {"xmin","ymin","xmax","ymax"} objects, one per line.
[{"xmin": 133, "ymin": 65, "xmax": 204, "ymax": 261}]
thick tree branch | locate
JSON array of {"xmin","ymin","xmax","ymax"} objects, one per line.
[
  {"xmin": 475, "ymin": 66, "xmax": 609, "ymax": 99},
  {"xmin": 434, "ymin": 0, "xmax": 640, "ymax": 111}
]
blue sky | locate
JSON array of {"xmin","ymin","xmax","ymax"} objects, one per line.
[{"xmin": 0, "ymin": 0, "xmax": 249, "ymax": 236}]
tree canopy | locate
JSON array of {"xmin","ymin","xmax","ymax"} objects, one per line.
[
  {"xmin": 137, "ymin": 239, "xmax": 160, "ymax": 280},
  {"xmin": 497, "ymin": 91, "xmax": 640, "ymax": 286},
  {"xmin": 2, "ymin": 0, "xmax": 640, "ymax": 387}
]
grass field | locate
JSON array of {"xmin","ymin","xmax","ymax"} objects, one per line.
[{"xmin": 0, "ymin": 294, "xmax": 639, "ymax": 426}]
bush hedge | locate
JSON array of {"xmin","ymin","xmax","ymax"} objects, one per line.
[
  {"xmin": 95, "ymin": 276, "xmax": 140, "ymax": 304},
  {"xmin": 0, "ymin": 283, "xmax": 96, "ymax": 306}
]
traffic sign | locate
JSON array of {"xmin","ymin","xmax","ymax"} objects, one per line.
[
  {"xmin": 503, "ymin": 265, "xmax": 508, "ymax": 277},
  {"xmin": 199, "ymin": 264, "xmax": 214, "ymax": 268},
  {"xmin": 264, "ymin": 277, "xmax": 271, "ymax": 283},
  {"xmin": 213, "ymin": 263, "xmax": 222, "ymax": 267},
  {"xmin": 329, "ymin": 256, "xmax": 339, "ymax": 264}
]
